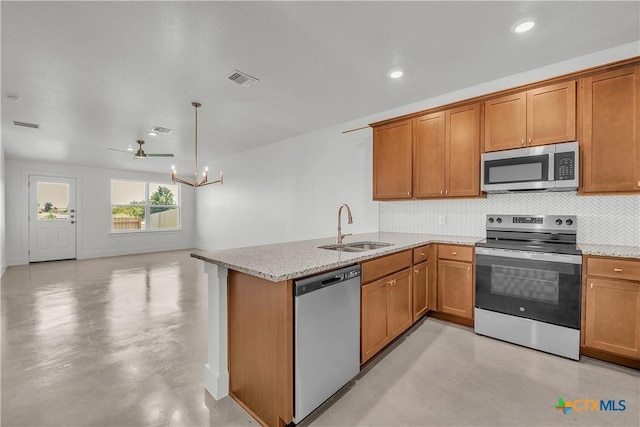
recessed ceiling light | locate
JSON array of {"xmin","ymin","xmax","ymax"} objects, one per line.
[
  {"xmin": 147, "ymin": 131, "xmax": 158, "ymax": 136},
  {"xmin": 389, "ymin": 70, "xmax": 404, "ymax": 79},
  {"xmin": 513, "ymin": 21, "xmax": 535, "ymax": 34}
]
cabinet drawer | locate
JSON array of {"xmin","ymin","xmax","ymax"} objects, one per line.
[
  {"xmin": 361, "ymin": 250, "xmax": 412, "ymax": 284},
  {"xmin": 587, "ymin": 257, "xmax": 640, "ymax": 282},
  {"xmin": 438, "ymin": 244, "xmax": 473, "ymax": 263},
  {"xmin": 413, "ymin": 245, "xmax": 429, "ymax": 264}
]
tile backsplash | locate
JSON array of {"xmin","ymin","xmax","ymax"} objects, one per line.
[{"xmin": 379, "ymin": 192, "xmax": 640, "ymax": 247}]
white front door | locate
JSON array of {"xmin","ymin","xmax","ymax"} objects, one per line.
[{"xmin": 28, "ymin": 175, "xmax": 77, "ymax": 262}]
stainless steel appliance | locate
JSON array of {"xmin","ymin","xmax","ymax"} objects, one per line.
[
  {"xmin": 474, "ymin": 215, "xmax": 582, "ymax": 360},
  {"xmin": 294, "ymin": 265, "xmax": 361, "ymax": 423},
  {"xmin": 481, "ymin": 141, "xmax": 579, "ymax": 193}
]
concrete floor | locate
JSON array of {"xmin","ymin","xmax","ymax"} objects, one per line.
[{"xmin": 2, "ymin": 250, "xmax": 639, "ymax": 426}]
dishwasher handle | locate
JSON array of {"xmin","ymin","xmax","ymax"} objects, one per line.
[{"xmin": 294, "ymin": 265, "xmax": 361, "ymax": 297}]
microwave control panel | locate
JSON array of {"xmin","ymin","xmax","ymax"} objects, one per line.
[{"xmin": 555, "ymin": 152, "xmax": 575, "ymax": 181}]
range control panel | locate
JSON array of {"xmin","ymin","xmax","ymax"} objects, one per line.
[{"xmin": 486, "ymin": 214, "xmax": 577, "ymax": 232}]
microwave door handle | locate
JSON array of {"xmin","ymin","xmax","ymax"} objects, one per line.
[{"xmin": 548, "ymin": 152, "xmax": 555, "ymax": 183}]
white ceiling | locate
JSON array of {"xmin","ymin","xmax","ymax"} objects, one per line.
[{"xmin": 2, "ymin": 1, "xmax": 639, "ymax": 174}]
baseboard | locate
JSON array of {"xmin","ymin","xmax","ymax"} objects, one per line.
[
  {"xmin": 195, "ymin": 243, "xmax": 217, "ymax": 251},
  {"xmin": 8, "ymin": 256, "xmax": 28, "ymax": 267},
  {"xmin": 580, "ymin": 346, "xmax": 640, "ymax": 370},
  {"xmin": 429, "ymin": 311, "xmax": 474, "ymax": 328},
  {"xmin": 78, "ymin": 244, "xmax": 195, "ymax": 259}
]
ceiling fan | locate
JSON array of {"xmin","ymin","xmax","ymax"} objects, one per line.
[{"xmin": 107, "ymin": 140, "xmax": 174, "ymax": 158}]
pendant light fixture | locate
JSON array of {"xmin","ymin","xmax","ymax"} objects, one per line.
[{"xmin": 171, "ymin": 102, "xmax": 223, "ymax": 187}]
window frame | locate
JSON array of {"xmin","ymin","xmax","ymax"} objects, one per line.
[{"xmin": 110, "ymin": 179, "xmax": 181, "ymax": 233}]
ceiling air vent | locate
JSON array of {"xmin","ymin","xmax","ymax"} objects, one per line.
[
  {"xmin": 150, "ymin": 126, "xmax": 172, "ymax": 134},
  {"xmin": 228, "ymin": 70, "xmax": 259, "ymax": 87},
  {"xmin": 13, "ymin": 120, "xmax": 39, "ymax": 129}
]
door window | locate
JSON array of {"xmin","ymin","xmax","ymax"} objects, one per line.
[{"xmin": 37, "ymin": 182, "xmax": 70, "ymax": 220}]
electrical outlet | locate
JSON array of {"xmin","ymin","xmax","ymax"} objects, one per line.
[{"xmin": 439, "ymin": 215, "xmax": 446, "ymax": 225}]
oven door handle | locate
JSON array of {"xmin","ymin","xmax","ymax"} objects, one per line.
[{"xmin": 476, "ymin": 247, "xmax": 582, "ymax": 265}]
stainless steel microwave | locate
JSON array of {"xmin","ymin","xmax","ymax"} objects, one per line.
[{"xmin": 481, "ymin": 142, "xmax": 579, "ymax": 193}]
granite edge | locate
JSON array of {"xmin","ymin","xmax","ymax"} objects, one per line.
[
  {"xmin": 191, "ymin": 235, "xmax": 483, "ymax": 282},
  {"xmin": 577, "ymin": 244, "xmax": 640, "ymax": 259}
]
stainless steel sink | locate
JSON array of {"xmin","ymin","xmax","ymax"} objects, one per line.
[{"xmin": 318, "ymin": 241, "xmax": 393, "ymax": 252}]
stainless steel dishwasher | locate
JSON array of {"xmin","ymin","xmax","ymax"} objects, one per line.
[{"xmin": 294, "ymin": 264, "xmax": 361, "ymax": 423}]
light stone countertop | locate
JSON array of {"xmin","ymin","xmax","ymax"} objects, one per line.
[
  {"xmin": 191, "ymin": 232, "xmax": 482, "ymax": 282},
  {"xmin": 577, "ymin": 243, "xmax": 640, "ymax": 259}
]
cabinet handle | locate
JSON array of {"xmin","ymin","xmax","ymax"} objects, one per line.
[
  {"xmin": 388, "ymin": 279, "xmax": 396, "ymax": 286},
  {"xmin": 637, "ymin": 180, "xmax": 640, "ymax": 187},
  {"xmin": 440, "ymin": 190, "xmax": 443, "ymax": 195},
  {"xmin": 468, "ymin": 266, "xmax": 471, "ymax": 271},
  {"xmin": 414, "ymin": 269, "xmax": 419, "ymax": 274},
  {"xmin": 420, "ymin": 252, "xmax": 425, "ymax": 257},
  {"xmin": 590, "ymin": 283, "xmax": 594, "ymax": 289},
  {"xmin": 452, "ymin": 252, "xmax": 457, "ymax": 256},
  {"xmin": 614, "ymin": 268, "xmax": 623, "ymax": 272},
  {"xmin": 521, "ymin": 139, "xmax": 525, "ymax": 146},
  {"xmin": 528, "ymin": 138, "xmax": 532, "ymax": 145},
  {"xmin": 445, "ymin": 189, "xmax": 448, "ymax": 195},
  {"xmin": 407, "ymin": 191, "xmax": 411, "ymax": 196}
]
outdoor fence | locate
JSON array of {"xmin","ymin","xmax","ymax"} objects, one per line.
[
  {"xmin": 112, "ymin": 216, "xmax": 142, "ymax": 230},
  {"xmin": 149, "ymin": 208, "xmax": 178, "ymax": 229}
]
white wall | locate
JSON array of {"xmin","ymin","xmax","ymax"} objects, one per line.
[
  {"xmin": 195, "ymin": 125, "xmax": 379, "ymax": 250},
  {"xmin": 196, "ymin": 42, "xmax": 640, "ymax": 251},
  {"xmin": 1, "ymin": 135, "xmax": 6, "ymax": 275},
  {"xmin": 5, "ymin": 160, "xmax": 196, "ymax": 266}
]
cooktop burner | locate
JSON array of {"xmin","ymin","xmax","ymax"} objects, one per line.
[{"xmin": 477, "ymin": 214, "xmax": 581, "ymax": 255}]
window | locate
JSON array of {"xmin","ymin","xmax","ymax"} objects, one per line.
[{"xmin": 111, "ymin": 180, "xmax": 180, "ymax": 232}]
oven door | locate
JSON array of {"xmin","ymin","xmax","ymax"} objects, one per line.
[
  {"xmin": 475, "ymin": 247, "xmax": 582, "ymax": 329},
  {"xmin": 481, "ymin": 145, "xmax": 554, "ymax": 192}
]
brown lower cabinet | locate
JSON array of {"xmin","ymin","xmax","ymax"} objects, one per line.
[
  {"xmin": 437, "ymin": 259, "xmax": 474, "ymax": 319},
  {"xmin": 436, "ymin": 244, "xmax": 474, "ymax": 322},
  {"xmin": 361, "ymin": 267, "xmax": 412, "ymax": 364},
  {"xmin": 582, "ymin": 256, "xmax": 640, "ymax": 364}
]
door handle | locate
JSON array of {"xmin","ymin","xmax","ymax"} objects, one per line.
[
  {"xmin": 70, "ymin": 209, "xmax": 75, "ymax": 213},
  {"xmin": 71, "ymin": 221, "xmax": 75, "ymax": 224}
]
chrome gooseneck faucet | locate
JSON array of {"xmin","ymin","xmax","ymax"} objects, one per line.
[{"xmin": 337, "ymin": 204, "xmax": 353, "ymax": 245}]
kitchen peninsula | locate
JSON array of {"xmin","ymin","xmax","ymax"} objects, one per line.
[{"xmin": 191, "ymin": 231, "xmax": 480, "ymax": 426}]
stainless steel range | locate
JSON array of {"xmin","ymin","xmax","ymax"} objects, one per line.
[{"xmin": 474, "ymin": 215, "xmax": 582, "ymax": 360}]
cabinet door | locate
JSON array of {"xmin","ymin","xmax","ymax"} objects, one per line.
[
  {"xmin": 414, "ymin": 112, "xmax": 445, "ymax": 198},
  {"xmin": 446, "ymin": 104, "xmax": 481, "ymax": 197},
  {"xmin": 387, "ymin": 268, "xmax": 413, "ymax": 340},
  {"xmin": 585, "ymin": 277, "xmax": 640, "ymax": 359},
  {"xmin": 484, "ymin": 93, "xmax": 526, "ymax": 152},
  {"xmin": 438, "ymin": 259, "xmax": 473, "ymax": 319},
  {"xmin": 361, "ymin": 278, "xmax": 390, "ymax": 363},
  {"xmin": 373, "ymin": 120, "xmax": 413, "ymax": 199},
  {"xmin": 413, "ymin": 261, "xmax": 429, "ymax": 322},
  {"xmin": 581, "ymin": 66, "xmax": 640, "ymax": 193},
  {"xmin": 527, "ymin": 81, "xmax": 576, "ymax": 147}
]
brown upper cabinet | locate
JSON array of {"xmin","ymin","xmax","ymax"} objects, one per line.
[
  {"xmin": 412, "ymin": 103, "xmax": 481, "ymax": 199},
  {"xmin": 373, "ymin": 119, "xmax": 413, "ymax": 199},
  {"xmin": 580, "ymin": 66, "xmax": 640, "ymax": 194},
  {"xmin": 413, "ymin": 111, "xmax": 445, "ymax": 198},
  {"xmin": 484, "ymin": 81, "xmax": 576, "ymax": 152}
]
